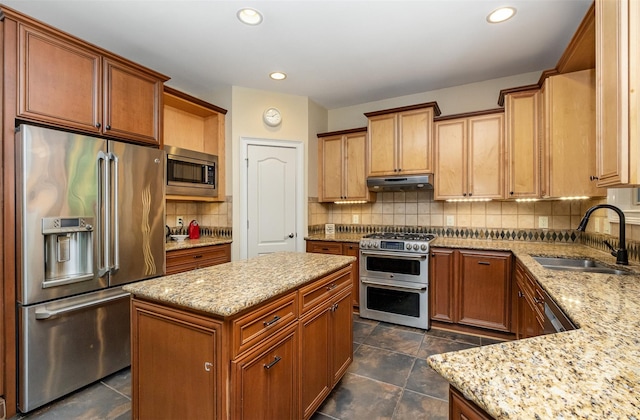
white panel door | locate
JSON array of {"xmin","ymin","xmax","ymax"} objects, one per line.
[{"xmin": 247, "ymin": 144, "xmax": 297, "ymax": 257}]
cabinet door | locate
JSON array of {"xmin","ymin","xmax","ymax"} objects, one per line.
[
  {"xmin": 344, "ymin": 132, "xmax": 369, "ymax": 200},
  {"xmin": 429, "ymin": 247, "xmax": 457, "ymax": 323},
  {"xmin": 306, "ymin": 241, "xmax": 343, "ymax": 255},
  {"xmin": 132, "ymin": 300, "xmax": 219, "ymax": 420},
  {"xmin": 300, "ymin": 304, "xmax": 331, "ymax": 419},
  {"xmin": 398, "ymin": 108, "xmax": 433, "ymax": 174},
  {"xmin": 367, "ymin": 114, "xmax": 397, "ymax": 176},
  {"xmin": 319, "ymin": 135, "xmax": 344, "ymax": 201},
  {"xmin": 233, "ymin": 326, "xmax": 298, "ymax": 420},
  {"xmin": 458, "ymin": 250, "xmax": 512, "ymax": 332},
  {"xmin": 449, "ymin": 386, "xmax": 492, "ymax": 420},
  {"xmin": 434, "ymin": 119, "xmax": 467, "ymax": 199},
  {"xmin": 543, "ymin": 70, "xmax": 605, "ymax": 197},
  {"xmin": 18, "ymin": 24, "xmax": 101, "ymax": 133},
  {"xmin": 330, "ymin": 289, "xmax": 353, "ymax": 384},
  {"xmin": 468, "ymin": 114, "xmax": 504, "ymax": 199},
  {"xmin": 343, "ymin": 243, "xmax": 360, "ymax": 307},
  {"xmin": 506, "ymin": 90, "xmax": 540, "ymax": 198},
  {"xmin": 103, "ymin": 58, "xmax": 162, "ymax": 145}
]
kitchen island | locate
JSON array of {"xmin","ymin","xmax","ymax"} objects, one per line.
[
  {"xmin": 427, "ymin": 238, "xmax": 640, "ymax": 419},
  {"xmin": 124, "ymin": 251, "xmax": 355, "ymax": 420}
]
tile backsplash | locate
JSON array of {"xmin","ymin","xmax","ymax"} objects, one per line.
[
  {"xmin": 166, "ymin": 197, "xmax": 232, "ymax": 229},
  {"xmin": 309, "ymin": 191, "xmax": 607, "ymax": 233}
]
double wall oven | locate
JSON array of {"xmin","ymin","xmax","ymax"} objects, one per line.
[{"xmin": 359, "ymin": 233, "xmax": 435, "ymax": 329}]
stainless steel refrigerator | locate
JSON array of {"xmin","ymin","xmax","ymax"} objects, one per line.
[{"xmin": 15, "ymin": 124, "xmax": 165, "ymax": 412}]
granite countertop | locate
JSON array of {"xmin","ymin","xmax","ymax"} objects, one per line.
[
  {"xmin": 427, "ymin": 238, "xmax": 640, "ymax": 418},
  {"xmin": 165, "ymin": 236, "xmax": 232, "ymax": 251},
  {"xmin": 124, "ymin": 252, "xmax": 355, "ymax": 318}
]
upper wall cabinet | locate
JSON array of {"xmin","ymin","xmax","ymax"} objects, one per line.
[
  {"xmin": 541, "ymin": 69, "xmax": 606, "ymax": 198},
  {"xmin": 164, "ymin": 87, "xmax": 228, "ymax": 201},
  {"xmin": 595, "ymin": 0, "xmax": 640, "ymax": 187},
  {"xmin": 434, "ymin": 111, "xmax": 505, "ymax": 201},
  {"xmin": 16, "ymin": 20, "xmax": 168, "ymax": 145},
  {"xmin": 504, "ymin": 89, "xmax": 541, "ymax": 199},
  {"xmin": 317, "ymin": 128, "xmax": 373, "ymax": 203},
  {"xmin": 364, "ymin": 102, "xmax": 440, "ymax": 177}
]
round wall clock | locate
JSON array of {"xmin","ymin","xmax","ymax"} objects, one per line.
[{"xmin": 263, "ymin": 107, "xmax": 282, "ymax": 127}]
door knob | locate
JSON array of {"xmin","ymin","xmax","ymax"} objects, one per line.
[{"xmin": 288, "ymin": 233, "xmax": 294, "ymax": 238}]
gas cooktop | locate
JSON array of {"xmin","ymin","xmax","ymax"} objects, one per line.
[
  {"xmin": 359, "ymin": 232, "xmax": 436, "ymax": 253},
  {"xmin": 362, "ymin": 232, "xmax": 436, "ymax": 242}
]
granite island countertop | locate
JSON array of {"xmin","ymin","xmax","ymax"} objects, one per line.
[
  {"xmin": 427, "ymin": 238, "xmax": 640, "ymax": 419},
  {"xmin": 124, "ymin": 251, "xmax": 355, "ymax": 318},
  {"xmin": 165, "ymin": 236, "xmax": 232, "ymax": 251}
]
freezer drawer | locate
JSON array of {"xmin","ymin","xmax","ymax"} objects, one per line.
[{"xmin": 18, "ymin": 288, "xmax": 131, "ymax": 413}]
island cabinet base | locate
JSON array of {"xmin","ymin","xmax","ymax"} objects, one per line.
[
  {"xmin": 450, "ymin": 386, "xmax": 493, "ymax": 420},
  {"xmin": 130, "ymin": 263, "xmax": 354, "ymax": 420}
]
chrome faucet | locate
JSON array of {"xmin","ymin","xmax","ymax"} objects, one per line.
[{"xmin": 577, "ymin": 204, "xmax": 628, "ymax": 265}]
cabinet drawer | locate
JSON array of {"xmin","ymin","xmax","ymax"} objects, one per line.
[
  {"xmin": 306, "ymin": 241, "xmax": 343, "ymax": 255},
  {"xmin": 232, "ymin": 292, "xmax": 298, "ymax": 358},
  {"xmin": 166, "ymin": 243, "xmax": 231, "ymax": 275},
  {"xmin": 299, "ymin": 265, "xmax": 352, "ymax": 315}
]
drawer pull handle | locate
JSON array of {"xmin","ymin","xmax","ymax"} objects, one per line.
[
  {"xmin": 533, "ymin": 297, "xmax": 542, "ymax": 304},
  {"xmin": 478, "ymin": 261, "xmax": 490, "ymax": 265},
  {"xmin": 326, "ymin": 283, "xmax": 337, "ymax": 291},
  {"xmin": 321, "ymin": 247, "xmax": 329, "ymax": 251},
  {"xmin": 263, "ymin": 315, "xmax": 281, "ymax": 327},
  {"xmin": 264, "ymin": 356, "xmax": 281, "ymax": 370},
  {"xmin": 193, "ymin": 255, "xmax": 203, "ymax": 259}
]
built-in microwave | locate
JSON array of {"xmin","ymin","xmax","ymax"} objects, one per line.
[{"xmin": 165, "ymin": 146, "xmax": 218, "ymax": 198}]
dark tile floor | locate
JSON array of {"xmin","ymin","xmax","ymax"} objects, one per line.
[{"xmin": 12, "ymin": 315, "xmax": 500, "ymax": 420}]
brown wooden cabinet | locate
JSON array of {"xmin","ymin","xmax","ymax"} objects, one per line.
[
  {"xmin": 299, "ymin": 267, "xmax": 352, "ymax": 420},
  {"xmin": 131, "ymin": 299, "xmax": 221, "ymax": 420},
  {"xmin": 541, "ymin": 70, "xmax": 605, "ymax": 198},
  {"xmin": 434, "ymin": 112, "xmax": 505, "ymax": 200},
  {"xmin": 306, "ymin": 240, "xmax": 360, "ymax": 307},
  {"xmin": 505, "ymin": 89, "xmax": 541, "ymax": 199},
  {"xmin": 595, "ymin": 0, "xmax": 640, "ymax": 187},
  {"xmin": 165, "ymin": 243, "xmax": 231, "ymax": 275},
  {"xmin": 429, "ymin": 247, "xmax": 512, "ymax": 333},
  {"xmin": 17, "ymin": 22, "xmax": 166, "ymax": 145},
  {"xmin": 365, "ymin": 104, "xmax": 438, "ymax": 176},
  {"xmin": 232, "ymin": 324, "xmax": 298, "ymax": 420},
  {"xmin": 514, "ymin": 260, "xmax": 544, "ymax": 339},
  {"xmin": 449, "ymin": 386, "xmax": 492, "ymax": 420},
  {"xmin": 164, "ymin": 87, "xmax": 227, "ymax": 201},
  {"xmin": 317, "ymin": 128, "xmax": 373, "ymax": 202}
]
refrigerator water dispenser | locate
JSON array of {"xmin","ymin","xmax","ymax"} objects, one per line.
[{"xmin": 42, "ymin": 217, "xmax": 94, "ymax": 287}]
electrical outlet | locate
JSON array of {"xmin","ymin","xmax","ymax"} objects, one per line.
[
  {"xmin": 538, "ymin": 216, "xmax": 548, "ymax": 229},
  {"xmin": 352, "ymin": 214, "xmax": 359, "ymax": 224},
  {"xmin": 603, "ymin": 221, "xmax": 611, "ymax": 234},
  {"xmin": 595, "ymin": 218, "xmax": 601, "ymax": 232},
  {"xmin": 446, "ymin": 215, "xmax": 455, "ymax": 226},
  {"xmin": 176, "ymin": 216, "xmax": 184, "ymax": 227}
]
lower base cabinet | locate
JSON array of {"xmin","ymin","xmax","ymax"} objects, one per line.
[
  {"xmin": 514, "ymin": 260, "xmax": 544, "ymax": 339},
  {"xmin": 130, "ymin": 264, "xmax": 353, "ymax": 420},
  {"xmin": 306, "ymin": 240, "xmax": 360, "ymax": 307},
  {"xmin": 165, "ymin": 243, "xmax": 231, "ymax": 275},
  {"xmin": 449, "ymin": 386, "xmax": 492, "ymax": 420}
]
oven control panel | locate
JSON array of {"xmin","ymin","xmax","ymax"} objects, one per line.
[{"xmin": 359, "ymin": 239, "xmax": 429, "ymax": 254}]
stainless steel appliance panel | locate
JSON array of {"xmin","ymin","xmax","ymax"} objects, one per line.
[
  {"xmin": 18, "ymin": 288, "xmax": 131, "ymax": 412},
  {"xmin": 16, "ymin": 125, "xmax": 108, "ymax": 305},
  {"xmin": 107, "ymin": 141, "xmax": 165, "ymax": 285}
]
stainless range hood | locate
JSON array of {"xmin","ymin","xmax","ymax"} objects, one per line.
[{"xmin": 367, "ymin": 174, "xmax": 434, "ymax": 192}]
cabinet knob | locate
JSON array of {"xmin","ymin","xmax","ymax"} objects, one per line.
[
  {"xmin": 510, "ymin": 191, "xmax": 514, "ymax": 195},
  {"xmin": 95, "ymin": 122, "xmax": 101, "ymax": 128},
  {"xmin": 590, "ymin": 175, "xmax": 599, "ymax": 181},
  {"xmin": 469, "ymin": 193, "xmax": 473, "ymax": 197},
  {"xmin": 463, "ymin": 193, "xmax": 467, "ymax": 197},
  {"xmin": 518, "ymin": 291, "xmax": 524, "ymax": 298},
  {"xmin": 204, "ymin": 362, "xmax": 213, "ymax": 372},
  {"xmin": 105, "ymin": 124, "xmax": 111, "ymax": 130}
]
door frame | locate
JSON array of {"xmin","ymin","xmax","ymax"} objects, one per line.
[{"xmin": 239, "ymin": 137, "xmax": 305, "ymax": 259}]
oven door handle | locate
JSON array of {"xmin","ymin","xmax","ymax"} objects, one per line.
[
  {"xmin": 360, "ymin": 251, "xmax": 427, "ymax": 260},
  {"xmin": 361, "ymin": 279, "xmax": 427, "ymax": 291}
]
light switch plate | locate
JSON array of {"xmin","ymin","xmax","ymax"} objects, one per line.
[
  {"xmin": 538, "ymin": 216, "xmax": 548, "ymax": 229},
  {"xmin": 446, "ymin": 215, "xmax": 455, "ymax": 226}
]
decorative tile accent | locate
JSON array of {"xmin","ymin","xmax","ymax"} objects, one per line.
[{"xmin": 169, "ymin": 226, "xmax": 233, "ymax": 237}]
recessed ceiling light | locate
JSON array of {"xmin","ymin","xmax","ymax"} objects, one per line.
[
  {"xmin": 237, "ymin": 8, "xmax": 263, "ymax": 25},
  {"xmin": 487, "ymin": 7, "xmax": 516, "ymax": 23},
  {"xmin": 269, "ymin": 72, "xmax": 287, "ymax": 81}
]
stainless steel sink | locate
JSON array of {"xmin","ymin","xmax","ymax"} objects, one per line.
[{"xmin": 532, "ymin": 256, "xmax": 632, "ymax": 275}]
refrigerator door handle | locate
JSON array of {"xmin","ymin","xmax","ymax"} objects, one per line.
[
  {"xmin": 34, "ymin": 291, "xmax": 130, "ymax": 320},
  {"xmin": 109, "ymin": 152, "xmax": 120, "ymax": 274},
  {"xmin": 97, "ymin": 151, "xmax": 110, "ymax": 278}
]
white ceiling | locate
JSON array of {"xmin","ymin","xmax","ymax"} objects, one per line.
[{"xmin": 3, "ymin": 0, "xmax": 593, "ymax": 109}]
